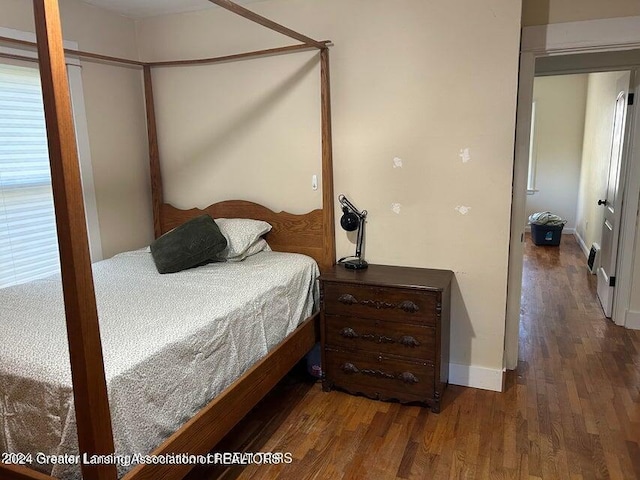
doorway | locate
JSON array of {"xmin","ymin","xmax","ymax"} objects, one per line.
[
  {"xmin": 504, "ymin": 18, "xmax": 640, "ymax": 370},
  {"xmin": 526, "ymin": 70, "xmax": 632, "ymax": 318}
]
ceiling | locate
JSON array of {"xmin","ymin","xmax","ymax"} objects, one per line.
[{"xmin": 81, "ymin": 0, "xmax": 263, "ymax": 19}]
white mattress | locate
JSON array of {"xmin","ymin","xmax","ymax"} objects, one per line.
[{"xmin": 0, "ymin": 249, "xmax": 318, "ymax": 479}]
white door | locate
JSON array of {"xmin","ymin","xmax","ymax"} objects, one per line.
[{"xmin": 597, "ymin": 74, "xmax": 632, "ymax": 318}]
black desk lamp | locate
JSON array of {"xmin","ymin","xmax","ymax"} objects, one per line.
[{"xmin": 338, "ymin": 194, "xmax": 368, "ymax": 270}]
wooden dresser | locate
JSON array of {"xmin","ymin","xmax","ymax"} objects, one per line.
[{"xmin": 320, "ymin": 264, "xmax": 453, "ymax": 413}]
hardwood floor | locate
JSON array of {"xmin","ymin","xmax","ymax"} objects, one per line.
[{"xmin": 190, "ymin": 234, "xmax": 640, "ymax": 480}]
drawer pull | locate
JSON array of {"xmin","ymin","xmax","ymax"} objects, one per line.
[
  {"xmin": 362, "ymin": 333, "xmax": 394, "ymax": 344},
  {"xmin": 342, "ymin": 330, "xmax": 397, "ymax": 345},
  {"xmin": 338, "ymin": 294, "xmax": 358, "ymax": 305},
  {"xmin": 340, "ymin": 363, "xmax": 420, "ymax": 384},
  {"xmin": 399, "ymin": 335, "xmax": 421, "ymax": 347},
  {"xmin": 340, "ymin": 327, "xmax": 359, "ymax": 339},
  {"xmin": 399, "ymin": 372, "xmax": 419, "ymax": 384},
  {"xmin": 336, "ymin": 294, "xmax": 420, "ymax": 313},
  {"xmin": 361, "ymin": 299, "xmax": 396, "ymax": 309},
  {"xmin": 398, "ymin": 301, "xmax": 420, "ymax": 313},
  {"xmin": 341, "ymin": 362, "xmax": 359, "ymax": 374},
  {"xmin": 361, "ymin": 368, "xmax": 396, "ymax": 380}
]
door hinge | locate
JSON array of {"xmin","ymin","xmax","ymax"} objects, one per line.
[
  {"xmin": 609, "ymin": 276, "xmax": 616, "ymax": 287},
  {"xmin": 629, "ymin": 93, "xmax": 634, "ymax": 106}
]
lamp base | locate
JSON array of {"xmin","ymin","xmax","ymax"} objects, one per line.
[{"xmin": 342, "ymin": 258, "xmax": 368, "ymax": 270}]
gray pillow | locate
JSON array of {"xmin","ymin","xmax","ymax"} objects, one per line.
[{"xmin": 150, "ymin": 214, "xmax": 227, "ymax": 274}]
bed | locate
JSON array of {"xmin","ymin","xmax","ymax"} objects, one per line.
[
  {"xmin": 0, "ymin": 1, "xmax": 336, "ymax": 479},
  {"xmin": 1, "ymin": 243, "xmax": 319, "ymax": 479}
]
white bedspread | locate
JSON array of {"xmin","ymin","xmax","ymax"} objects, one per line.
[{"xmin": 0, "ymin": 249, "xmax": 318, "ymax": 479}]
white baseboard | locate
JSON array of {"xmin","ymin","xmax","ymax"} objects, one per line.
[
  {"xmin": 626, "ymin": 310, "xmax": 640, "ymax": 330},
  {"xmin": 573, "ymin": 230, "xmax": 590, "ymax": 257},
  {"xmin": 449, "ymin": 363, "xmax": 504, "ymax": 392}
]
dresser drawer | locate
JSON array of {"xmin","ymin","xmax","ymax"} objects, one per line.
[
  {"xmin": 323, "ymin": 282, "xmax": 439, "ymax": 325},
  {"xmin": 324, "ymin": 348, "xmax": 435, "ymax": 403},
  {"xmin": 324, "ymin": 314, "xmax": 436, "ymax": 359}
]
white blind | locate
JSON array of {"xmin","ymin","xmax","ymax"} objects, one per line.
[{"xmin": 0, "ymin": 63, "xmax": 60, "ymax": 288}]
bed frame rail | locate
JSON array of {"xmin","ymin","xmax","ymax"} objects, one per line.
[{"xmin": 0, "ymin": 464, "xmax": 57, "ymax": 480}]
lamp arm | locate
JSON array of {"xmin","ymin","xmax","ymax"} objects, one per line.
[
  {"xmin": 338, "ymin": 194, "xmax": 365, "ymax": 218},
  {"xmin": 355, "ymin": 218, "xmax": 365, "ymax": 258}
]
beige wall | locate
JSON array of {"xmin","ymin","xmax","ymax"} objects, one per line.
[
  {"xmin": 0, "ymin": 0, "xmax": 152, "ymax": 258},
  {"xmin": 522, "ymin": 0, "xmax": 640, "ymax": 26},
  {"xmin": 147, "ymin": 51, "xmax": 321, "ymax": 215},
  {"xmin": 136, "ymin": 0, "xmax": 523, "ymax": 378},
  {"xmin": 575, "ymin": 72, "xmax": 629, "ymax": 251},
  {"xmin": 528, "ymin": 74, "xmax": 587, "ymax": 230}
]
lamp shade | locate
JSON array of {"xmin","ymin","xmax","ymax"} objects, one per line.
[{"xmin": 340, "ymin": 207, "xmax": 360, "ymax": 232}]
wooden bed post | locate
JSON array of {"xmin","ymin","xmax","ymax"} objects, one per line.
[
  {"xmin": 209, "ymin": 0, "xmax": 326, "ymax": 49},
  {"xmin": 320, "ymin": 48, "xmax": 336, "ymax": 271},
  {"xmin": 144, "ymin": 65, "xmax": 163, "ymax": 238},
  {"xmin": 32, "ymin": 1, "xmax": 117, "ymax": 479}
]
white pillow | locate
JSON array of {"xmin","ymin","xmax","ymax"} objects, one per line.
[
  {"xmin": 214, "ymin": 218, "xmax": 272, "ymax": 260},
  {"xmin": 226, "ymin": 238, "xmax": 271, "ymax": 262}
]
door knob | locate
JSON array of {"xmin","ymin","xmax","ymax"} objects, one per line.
[{"xmin": 597, "ymin": 199, "xmax": 607, "ymax": 206}]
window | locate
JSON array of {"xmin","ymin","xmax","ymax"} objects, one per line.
[
  {"xmin": 0, "ymin": 27, "xmax": 102, "ymax": 288},
  {"xmin": 0, "ymin": 63, "xmax": 59, "ymax": 287}
]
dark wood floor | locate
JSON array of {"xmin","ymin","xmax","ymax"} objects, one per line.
[{"xmin": 189, "ymin": 234, "xmax": 640, "ymax": 480}]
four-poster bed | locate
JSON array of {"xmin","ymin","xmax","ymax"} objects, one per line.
[{"xmin": 0, "ymin": 0, "xmax": 335, "ymax": 479}]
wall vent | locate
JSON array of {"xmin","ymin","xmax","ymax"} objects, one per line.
[{"xmin": 587, "ymin": 243, "xmax": 600, "ymax": 274}]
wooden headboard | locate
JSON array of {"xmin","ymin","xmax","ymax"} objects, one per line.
[{"xmin": 161, "ymin": 200, "xmax": 330, "ymax": 271}]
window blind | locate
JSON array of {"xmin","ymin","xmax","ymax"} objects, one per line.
[{"xmin": 0, "ymin": 63, "xmax": 60, "ymax": 288}]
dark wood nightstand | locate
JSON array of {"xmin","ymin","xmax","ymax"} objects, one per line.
[{"xmin": 320, "ymin": 264, "xmax": 453, "ymax": 413}]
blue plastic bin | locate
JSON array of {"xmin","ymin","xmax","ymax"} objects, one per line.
[{"xmin": 531, "ymin": 223, "xmax": 563, "ymax": 246}]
